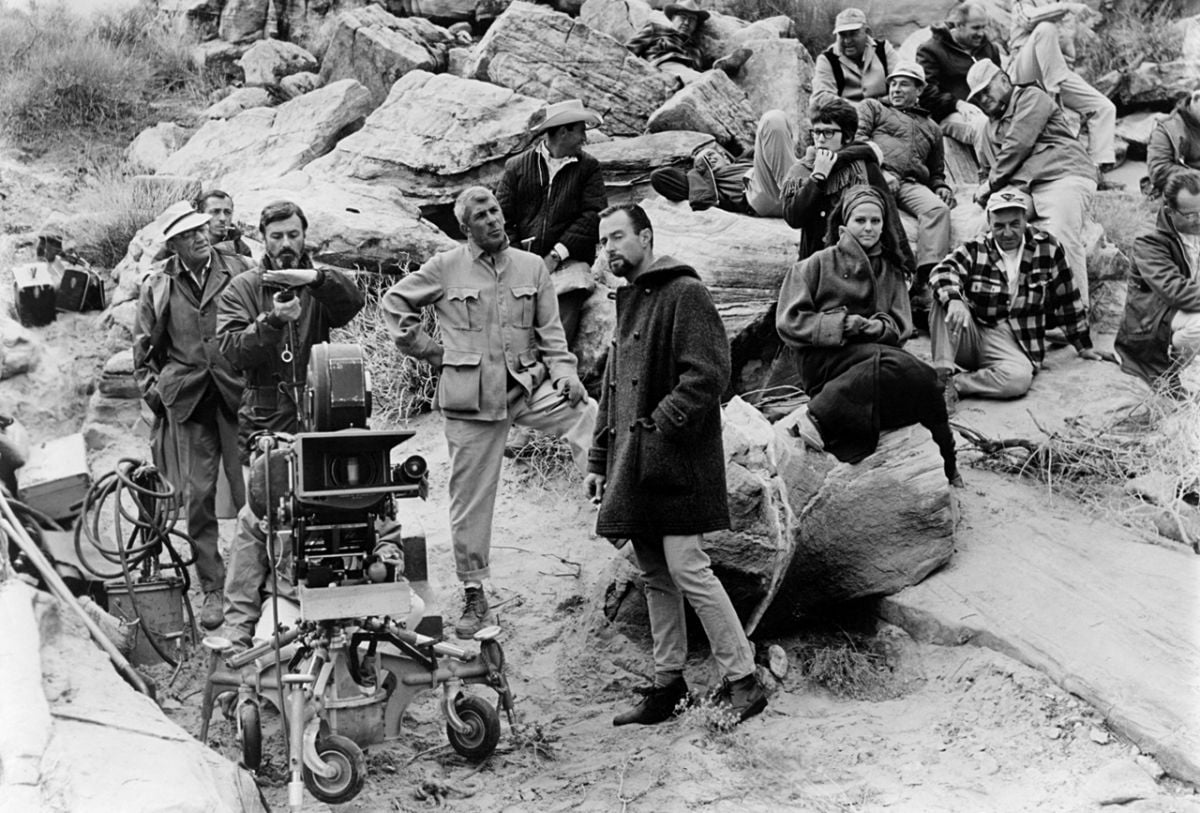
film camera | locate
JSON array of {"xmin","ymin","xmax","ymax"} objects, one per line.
[{"xmin": 250, "ymin": 342, "xmax": 429, "ymax": 622}]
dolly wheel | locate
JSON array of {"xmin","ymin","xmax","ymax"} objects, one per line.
[
  {"xmin": 303, "ymin": 734, "xmax": 365, "ymax": 804},
  {"xmin": 238, "ymin": 703, "xmax": 262, "ymax": 772},
  {"xmin": 446, "ymin": 694, "xmax": 501, "ymax": 761}
]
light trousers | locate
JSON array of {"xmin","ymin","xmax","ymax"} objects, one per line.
[
  {"xmin": 445, "ymin": 379, "xmax": 596, "ymax": 582},
  {"xmin": 1172, "ymin": 310, "xmax": 1200, "ymax": 363},
  {"xmin": 631, "ymin": 533, "xmax": 756, "ymax": 684},
  {"xmin": 896, "ymin": 180, "xmax": 951, "ymax": 268},
  {"xmin": 1030, "ymin": 175, "xmax": 1097, "ymax": 309},
  {"xmin": 744, "ymin": 109, "xmax": 798, "ymax": 218},
  {"xmin": 931, "ymin": 299, "xmax": 1036, "ymax": 399}
]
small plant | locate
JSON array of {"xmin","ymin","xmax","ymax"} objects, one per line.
[
  {"xmin": 794, "ymin": 632, "xmax": 900, "ymax": 701},
  {"xmin": 331, "ymin": 271, "xmax": 442, "ymax": 427},
  {"xmin": 506, "ymin": 429, "xmax": 578, "ymax": 492},
  {"xmin": 1077, "ymin": 2, "xmax": 1183, "ymax": 85},
  {"xmin": 677, "ymin": 690, "xmax": 743, "ymax": 740}
]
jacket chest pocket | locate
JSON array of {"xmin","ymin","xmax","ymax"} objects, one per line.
[
  {"xmin": 1021, "ymin": 275, "xmax": 1050, "ymax": 309},
  {"xmin": 509, "ymin": 285, "xmax": 537, "ymax": 329},
  {"xmin": 446, "ymin": 287, "xmax": 483, "ymax": 332},
  {"xmin": 969, "ymin": 276, "xmax": 1004, "ymax": 310}
]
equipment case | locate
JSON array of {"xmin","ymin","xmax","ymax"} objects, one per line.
[
  {"xmin": 12, "ymin": 264, "xmax": 56, "ymax": 327},
  {"xmin": 18, "ymin": 433, "xmax": 90, "ymax": 523},
  {"xmin": 57, "ymin": 266, "xmax": 106, "ymax": 312}
]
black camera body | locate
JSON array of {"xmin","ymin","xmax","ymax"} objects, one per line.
[{"xmin": 251, "ymin": 343, "xmax": 428, "ymax": 622}]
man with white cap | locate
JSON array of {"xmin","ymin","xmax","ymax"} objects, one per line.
[
  {"xmin": 810, "ymin": 7, "xmax": 899, "ymax": 108},
  {"xmin": 497, "ymin": 99, "xmax": 607, "ymax": 349},
  {"xmin": 928, "ymin": 186, "xmax": 1114, "ymax": 406},
  {"xmin": 132, "ymin": 204, "xmax": 254, "ymax": 630},
  {"xmin": 967, "ymin": 57, "xmax": 1098, "ymax": 311},
  {"xmin": 855, "ymin": 60, "xmax": 955, "ymax": 319}
]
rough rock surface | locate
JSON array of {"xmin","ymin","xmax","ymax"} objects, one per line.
[
  {"xmin": 1118, "ymin": 61, "xmax": 1200, "ymax": 106},
  {"xmin": 579, "ymin": 0, "xmax": 664, "ymax": 44},
  {"xmin": 217, "ymin": 0, "xmax": 270, "ymax": 44},
  {"xmin": 468, "ymin": 1, "xmax": 679, "ymax": 137},
  {"xmin": 98, "ymin": 350, "xmax": 139, "ymax": 400},
  {"xmin": 189, "ymin": 39, "xmax": 249, "ymax": 80},
  {"xmin": 158, "ymin": 0, "xmax": 223, "ymax": 42},
  {"xmin": 279, "ymin": 70, "xmax": 321, "ymax": 100},
  {"xmin": 305, "ymin": 70, "xmax": 545, "ymax": 205},
  {"xmin": 1116, "ymin": 112, "xmax": 1168, "ymax": 151},
  {"xmin": 126, "ymin": 123, "xmax": 190, "ymax": 173},
  {"xmin": 0, "ymin": 317, "xmax": 42, "ymax": 380},
  {"xmin": 585, "ymin": 130, "xmax": 715, "ymax": 187},
  {"xmin": 202, "ymin": 86, "xmax": 272, "ymax": 119},
  {"xmin": 733, "ymin": 37, "xmax": 814, "ymax": 126},
  {"xmin": 320, "ymin": 6, "xmax": 457, "ymax": 106},
  {"xmin": 0, "ymin": 582, "xmax": 266, "ymax": 812},
  {"xmin": 230, "ymin": 171, "xmax": 457, "ymax": 271},
  {"xmin": 163, "ymin": 79, "xmax": 375, "ymax": 194},
  {"xmin": 646, "ymin": 69, "xmax": 757, "ymax": 152},
  {"xmin": 237, "ymin": 38, "xmax": 318, "ymax": 88}
]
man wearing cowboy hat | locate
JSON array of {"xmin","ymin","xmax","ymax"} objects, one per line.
[
  {"xmin": 496, "ymin": 98, "xmax": 607, "ymax": 349},
  {"xmin": 810, "ymin": 7, "xmax": 899, "ymax": 108},
  {"xmin": 855, "ymin": 60, "xmax": 955, "ymax": 320},
  {"xmin": 132, "ymin": 203, "xmax": 255, "ymax": 630},
  {"xmin": 928, "ymin": 186, "xmax": 1114, "ymax": 408},
  {"xmin": 966, "ymin": 57, "xmax": 1098, "ymax": 311},
  {"xmin": 626, "ymin": 0, "xmax": 750, "ymax": 83}
]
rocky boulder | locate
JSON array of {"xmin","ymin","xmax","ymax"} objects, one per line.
[
  {"xmin": 646, "ymin": 70, "xmax": 757, "ymax": 153},
  {"xmin": 158, "ymin": 0, "xmax": 223, "ymax": 42},
  {"xmin": 237, "ymin": 38, "xmax": 318, "ymax": 88},
  {"xmin": 586, "ymin": 130, "xmax": 716, "ymax": 201},
  {"xmin": 0, "ymin": 317, "xmax": 42, "ymax": 380},
  {"xmin": 0, "ymin": 582, "xmax": 266, "ymax": 813},
  {"xmin": 280, "ymin": 70, "xmax": 321, "ymax": 100},
  {"xmin": 468, "ymin": 1, "xmax": 679, "ymax": 137},
  {"xmin": 126, "ymin": 123, "xmax": 190, "ymax": 174},
  {"xmin": 1116, "ymin": 112, "xmax": 1168, "ymax": 155},
  {"xmin": 383, "ymin": 0, "xmax": 480, "ymax": 21},
  {"xmin": 320, "ymin": 6, "xmax": 457, "ymax": 106},
  {"xmin": 217, "ymin": 0, "xmax": 270, "ymax": 44},
  {"xmin": 305, "ymin": 70, "xmax": 545, "ymax": 205},
  {"xmin": 98, "ymin": 349, "xmax": 140, "ymax": 400},
  {"xmin": 230, "ymin": 171, "xmax": 458, "ymax": 271},
  {"xmin": 734, "ymin": 37, "xmax": 814, "ymax": 126},
  {"xmin": 695, "ymin": 11, "xmax": 791, "ymax": 64},
  {"xmin": 1116, "ymin": 61, "xmax": 1200, "ymax": 107},
  {"xmin": 162, "ymin": 79, "xmax": 375, "ymax": 195},
  {"xmin": 579, "ymin": 0, "xmax": 665, "ymax": 44},
  {"xmin": 202, "ymin": 86, "xmax": 272, "ymax": 119}
]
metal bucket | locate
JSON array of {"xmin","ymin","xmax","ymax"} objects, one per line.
[{"xmin": 106, "ymin": 576, "xmax": 188, "ymax": 666}]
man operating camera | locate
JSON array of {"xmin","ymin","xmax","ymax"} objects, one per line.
[{"xmin": 215, "ymin": 200, "xmax": 366, "ymax": 647}]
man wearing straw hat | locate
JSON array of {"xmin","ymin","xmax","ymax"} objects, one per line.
[
  {"xmin": 497, "ymin": 98, "xmax": 607, "ymax": 350},
  {"xmin": 132, "ymin": 205, "xmax": 254, "ymax": 630}
]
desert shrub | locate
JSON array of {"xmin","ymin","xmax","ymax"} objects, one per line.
[
  {"xmin": 331, "ymin": 272, "xmax": 441, "ymax": 427},
  {"xmin": 1089, "ymin": 192, "xmax": 1157, "ymax": 257},
  {"xmin": 1077, "ymin": 3, "xmax": 1183, "ymax": 85},
  {"xmin": 794, "ymin": 632, "xmax": 901, "ymax": 700},
  {"xmin": 70, "ymin": 165, "xmax": 199, "ymax": 268},
  {"xmin": 719, "ymin": 0, "xmax": 840, "ymax": 61},
  {"xmin": 0, "ymin": 2, "xmax": 202, "ymax": 145}
]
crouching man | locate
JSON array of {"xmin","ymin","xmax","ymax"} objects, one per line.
[
  {"xmin": 585, "ymin": 203, "xmax": 767, "ymax": 727},
  {"xmin": 381, "ymin": 186, "xmax": 596, "ymax": 640}
]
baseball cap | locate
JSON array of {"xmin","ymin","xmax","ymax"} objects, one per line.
[
  {"xmin": 985, "ymin": 186, "xmax": 1031, "ymax": 214},
  {"xmin": 966, "ymin": 59, "xmax": 1003, "ymax": 102},
  {"xmin": 833, "ymin": 7, "xmax": 868, "ymax": 33}
]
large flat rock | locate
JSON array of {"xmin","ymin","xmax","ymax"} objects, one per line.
[
  {"xmin": 161, "ymin": 78, "xmax": 375, "ymax": 192},
  {"xmin": 585, "ymin": 130, "xmax": 715, "ymax": 187},
  {"xmin": 880, "ymin": 469, "xmax": 1200, "ymax": 786},
  {"xmin": 468, "ymin": 1, "xmax": 679, "ymax": 137},
  {"xmin": 305, "ymin": 70, "xmax": 545, "ymax": 205}
]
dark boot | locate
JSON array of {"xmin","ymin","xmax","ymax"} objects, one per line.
[
  {"xmin": 454, "ymin": 585, "xmax": 495, "ymax": 639},
  {"xmin": 711, "ymin": 673, "xmax": 768, "ymax": 723},
  {"xmin": 613, "ymin": 677, "xmax": 688, "ymax": 726},
  {"xmin": 910, "ymin": 265, "xmax": 933, "ymax": 333},
  {"xmin": 929, "ymin": 421, "xmax": 964, "ymax": 488}
]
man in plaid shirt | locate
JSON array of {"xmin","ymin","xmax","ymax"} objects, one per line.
[{"xmin": 929, "ymin": 187, "xmax": 1116, "ymax": 404}]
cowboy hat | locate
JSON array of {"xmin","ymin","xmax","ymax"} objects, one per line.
[
  {"xmin": 665, "ymin": 0, "xmax": 709, "ymax": 22},
  {"xmin": 163, "ymin": 208, "xmax": 212, "ymax": 241},
  {"xmin": 529, "ymin": 99, "xmax": 604, "ymax": 134}
]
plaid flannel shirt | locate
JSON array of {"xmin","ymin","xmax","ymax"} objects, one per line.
[{"xmin": 929, "ymin": 227, "xmax": 1092, "ymax": 364}]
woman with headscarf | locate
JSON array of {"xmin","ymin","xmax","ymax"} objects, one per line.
[{"xmin": 776, "ymin": 186, "xmax": 963, "ymax": 486}]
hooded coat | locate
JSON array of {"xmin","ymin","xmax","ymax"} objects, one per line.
[
  {"xmin": 587, "ymin": 257, "xmax": 730, "ymax": 538},
  {"xmin": 1147, "ymin": 97, "xmax": 1200, "ymax": 197},
  {"xmin": 1115, "ymin": 205, "xmax": 1200, "ymax": 384}
]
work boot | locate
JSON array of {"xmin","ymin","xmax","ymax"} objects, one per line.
[
  {"xmin": 613, "ymin": 677, "xmax": 688, "ymax": 726},
  {"xmin": 710, "ymin": 673, "xmax": 768, "ymax": 723},
  {"xmin": 792, "ymin": 411, "xmax": 825, "ymax": 451},
  {"xmin": 454, "ymin": 585, "xmax": 495, "ymax": 640},
  {"xmin": 200, "ymin": 590, "xmax": 225, "ymax": 631}
]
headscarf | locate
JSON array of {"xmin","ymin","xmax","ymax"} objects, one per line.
[
  {"xmin": 829, "ymin": 184, "xmax": 907, "ymax": 268},
  {"xmin": 839, "ymin": 185, "xmax": 885, "ymax": 222}
]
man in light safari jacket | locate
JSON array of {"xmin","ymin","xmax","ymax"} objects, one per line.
[
  {"xmin": 381, "ymin": 186, "xmax": 596, "ymax": 639},
  {"xmin": 810, "ymin": 7, "xmax": 899, "ymax": 108}
]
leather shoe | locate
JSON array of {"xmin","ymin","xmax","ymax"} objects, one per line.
[
  {"xmin": 200, "ymin": 590, "xmax": 224, "ymax": 631},
  {"xmin": 613, "ymin": 677, "xmax": 688, "ymax": 726},
  {"xmin": 711, "ymin": 673, "xmax": 767, "ymax": 723}
]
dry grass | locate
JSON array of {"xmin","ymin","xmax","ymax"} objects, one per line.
[
  {"xmin": 506, "ymin": 430, "xmax": 579, "ymax": 493},
  {"xmin": 794, "ymin": 632, "xmax": 902, "ymax": 701},
  {"xmin": 955, "ymin": 392, "xmax": 1200, "ymax": 550},
  {"xmin": 331, "ymin": 270, "xmax": 441, "ymax": 428},
  {"xmin": 719, "ymin": 0, "xmax": 839, "ymax": 61},
  {"xmin": 1089, "ymin": 192, "xmax": 1158, "ymax": 257},
  {"xmin": 0, "ymin": 1, "xmax": 206, "ymax": 148},
  {"xmin": 1077, "ymin": 2, "xmax": 1183, "ymax": 84},
  {"xmin": 70, "ymin": 166, "xmax": 200, "ymax": 268}
]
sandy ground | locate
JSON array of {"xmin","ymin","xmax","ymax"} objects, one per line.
[{"xmin": 2, "ymin": 148, "xmax": 1197, "ymax": 813}]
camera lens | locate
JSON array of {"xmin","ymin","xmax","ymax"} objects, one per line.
[{"xmin": 400, "ymin": 455, "xmax": 427, "ymax": 481}]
